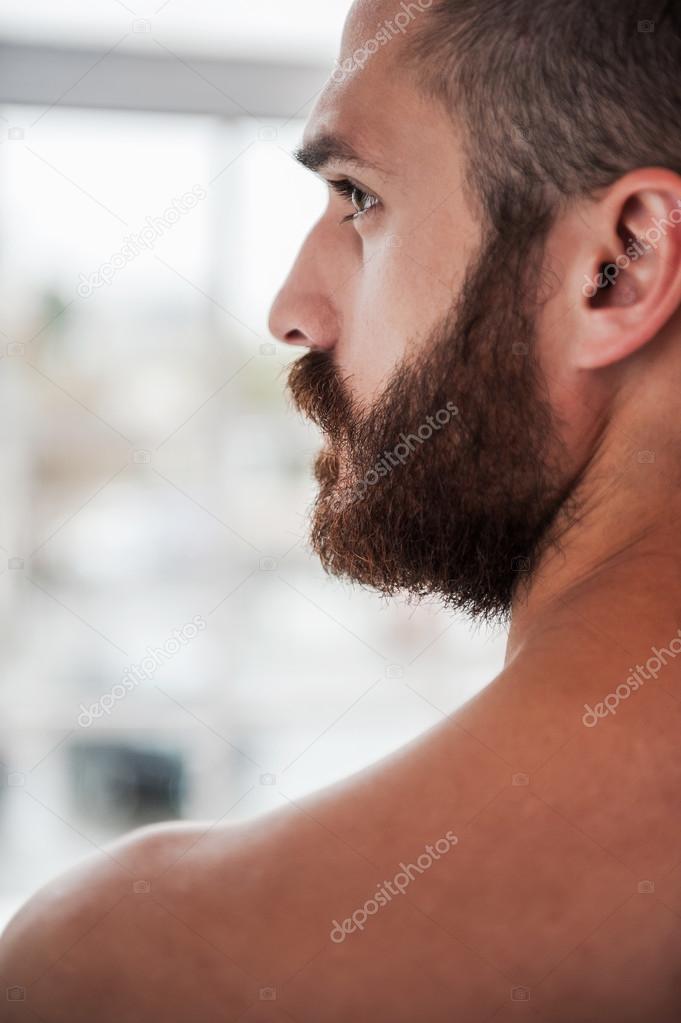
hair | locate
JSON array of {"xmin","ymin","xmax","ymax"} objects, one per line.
[{"xmin": 406, "ymin": 0, "xmax": 681, "ymax": 236}]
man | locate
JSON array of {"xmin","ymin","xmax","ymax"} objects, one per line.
[{"xmin": 3, "ymin": 0, "xmax": 681, "ymax": 1019}]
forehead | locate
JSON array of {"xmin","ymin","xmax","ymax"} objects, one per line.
[
  {"xmin": 302, "ymin": 0, "xmax": 445, "ymax": 174},
  {"xmin": 341, "ymin": 0, "xmax": 410, "ymax": 48}
]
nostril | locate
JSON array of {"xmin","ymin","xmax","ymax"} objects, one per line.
[{"xmin": 284, "ymin": 329, "xmax": 308, "ymax": 344}]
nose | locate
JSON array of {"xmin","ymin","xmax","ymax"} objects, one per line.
[{"xmin": 268, "ymin": 233, "xmax": 339, "ymax": 351}]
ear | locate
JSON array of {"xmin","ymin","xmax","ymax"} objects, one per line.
[{"xmin": 570, "ymin": 169, "xmax": 681, "ymax": 370}]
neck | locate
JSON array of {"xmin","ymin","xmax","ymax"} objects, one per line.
[{"xmin": 506, "ymin": 432, "xmax": 681, "ymax": 667}]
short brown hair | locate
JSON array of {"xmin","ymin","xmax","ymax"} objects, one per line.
[{"xmin": 407, "ymin": 1, "xmax": 681, "ymax": 232}]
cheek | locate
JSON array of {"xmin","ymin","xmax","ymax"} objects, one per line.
[{"xmin": 339, "ymin": 246, "xmax": 455, "ymax": 405}]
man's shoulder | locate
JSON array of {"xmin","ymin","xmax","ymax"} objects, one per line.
[
  {"xmin": 0, "ymin": 751, "xmax": 467, "ymax": 1021},
  {"xmin": 0, "ymin": 819, "xmax": 253, "ymax": 1021},
  {"xmin": 0, "ymin": 800, "xmax": 384, "ymax": 1021}
]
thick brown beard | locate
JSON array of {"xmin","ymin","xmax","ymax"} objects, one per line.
[{"xmin": 286, "ymin": 228, "xmax": 578, "ymax": 624}]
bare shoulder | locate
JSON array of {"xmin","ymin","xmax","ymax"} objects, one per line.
[
  {"xmin": 0, "ymin": 749, "xmax": 485, "ymax": 1022},
  {"xmin": 0, "ymin": 803, "xmax": 388, "ymax": 1022},
  {"xmin": 0, "ymin": 717, "xmax": 537, "ymax": 1022},
  {"xmin": 0, "ymin": 819, "xmax": 249, "ymax": 1022},
  {"xmin": 5, "ymin": 692, "xmax": 679, "ymax": 1021}
]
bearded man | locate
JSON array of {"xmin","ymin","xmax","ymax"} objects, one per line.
[{"xmin": 3, "ymin": 2, "xmax": 681, "ymax": 1020}]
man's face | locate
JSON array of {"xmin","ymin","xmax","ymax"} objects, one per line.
[
  {"xmin": 270, "ymin": 0, "xmax": 480, "ymax": 409},
  {"xmin": 269, "ymin": 0, "xmax": 578, "ymax": 622}
]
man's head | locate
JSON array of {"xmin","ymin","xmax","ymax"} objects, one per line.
[{"xmin": 269, "ymin": 0, "xmax": 681, "ymax": 623}]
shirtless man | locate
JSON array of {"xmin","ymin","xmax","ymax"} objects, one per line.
[{"xmin": 3, "ymin": 0, "xmax": 681, "ymax": 1019}]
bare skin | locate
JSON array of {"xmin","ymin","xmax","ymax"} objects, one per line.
[{"xmin": 4, "ymin": 1, "xmax": 681, "ymax": 1020}]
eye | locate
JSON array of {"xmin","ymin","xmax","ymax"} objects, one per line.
[{"xmin": 328, "ymin": 178, "xmax": 380, "ymax": 224}]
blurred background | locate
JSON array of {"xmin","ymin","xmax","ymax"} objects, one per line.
[{"xmin": 0, "ymin": 0, "xmax": 506, "ymax": 932}]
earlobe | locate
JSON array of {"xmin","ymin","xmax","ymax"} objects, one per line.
[{"xmin": 574, "ymin": 171, "xmax": 681, "ymax": 371}]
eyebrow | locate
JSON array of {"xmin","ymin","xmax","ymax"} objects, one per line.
[{"xmin": 293, "ymin": 133, "xmax": 390, "ymax": 178}]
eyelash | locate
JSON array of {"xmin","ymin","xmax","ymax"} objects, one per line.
[{"xmin": 328, "ymin": 178, "xmax": 380, "ymax": 225}]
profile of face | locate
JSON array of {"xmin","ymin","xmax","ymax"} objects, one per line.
[{"xmin": 269, "ymin": 0, "xmax": 585, "ymax": 623}]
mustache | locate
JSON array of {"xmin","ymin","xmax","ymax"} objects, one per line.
[{"xmin": 286, "ymin": 349, "xmax": 355, "ymax": 436}]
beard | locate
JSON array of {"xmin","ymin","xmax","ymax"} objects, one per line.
[{"xmin": 286, "ymin": 227, "xmax": 579, "ymax": 624}]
